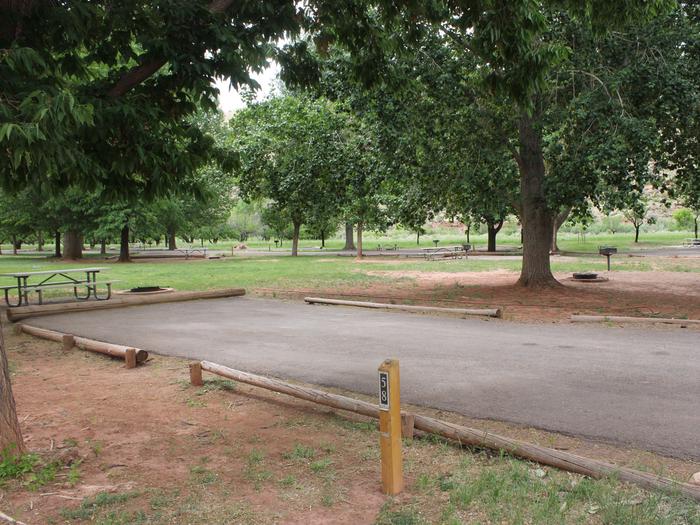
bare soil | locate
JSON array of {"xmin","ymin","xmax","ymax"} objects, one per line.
[
  {"xmin": 2, "ymin": 327, "xmax": 699, "ymax": 524},
  {"xmin": 258, "ymin": 263, "xmax": 700, "ymax": 323}
]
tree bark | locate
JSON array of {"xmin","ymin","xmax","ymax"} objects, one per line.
[
  {"xmin": 54, "ymin": 230, "xmax": 61, "ymax": 258},
  {"xmin": 291, "ymin": 220, "xmax": 301, "ymax": 256},
  {"xmin": 551, "ymin": 206, "xmax": 572, "ymax": 253},
  {"xmin": 634, "ymin": 224, "xmax": 640, "ymax": 243},
  {"xmin": 118, "ymin": 225, "xmax": 130, "ymax": 262},
  {"xmin": 0, "ymin": 318, "xmax": 24, "ymax": 455},
  {"xmin": 695, "ymin": 216, "xmax": 698, "ymax": 239},
  {"xmin": 63, "ymin": 230, "xmax": 83, "ymax": 259},
  {"xmin": 416, "ymin": 230, "xmax": 421, "ymax": 245},
  {"xmin": 516, "ymin": 115, "xmax": 558, "ymax": 287},
  {"xmin": 100, "ymin": 239, "xmax": 107, "ymax": 255},
  {"xmin": 320, "ymin": 230, "xmax": 325, "ymax": 249},
  {"xmin": 486, "ymin": 218, "xmax": 503, "ymax": 252},
  {"xmin": 167, "ymin": 228, "xmax": 177, "ymax": 250},
  {"xmin": 356, "ymin": 221, "xmax": 364, "ymax": 258},
  {"xmin": 343, "ymin": 223, "xmax": 355, "ymax": 250},
  {"xmin": 36, "ymin": 231, "xmax": 43, "ymax": 252},
  {"xmin": 11, "ymin": 236, "xmax": 18, "ymax": 255}
]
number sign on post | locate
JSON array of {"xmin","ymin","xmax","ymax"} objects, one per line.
[
  {"xmin": 378, "ymin": 359, "xmax": 403, "ymax": 495},
  {"xmin": 379, "ymin": 371, "xmax": 389, "ymax": 410}
]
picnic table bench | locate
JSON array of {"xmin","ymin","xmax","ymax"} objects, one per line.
[
  {"xmin": 0, "ymin": 267, "xmax": 117, "ymax": 307},
  {"xmin": 423, "ymin": 245, "xmax": 471, "ymax": 261},
  {"xmin": 682, "ymin": 238, "xmax": 700, "ymax": 247}
]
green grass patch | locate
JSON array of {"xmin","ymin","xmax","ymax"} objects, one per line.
[
  {"xmin": 282, "ymin": 443, "xmax": 316, "ymax": 461},
  {"xmin": 384, "ymin": 458, "xmax": 700, "ymax": 525},
  {"xmin": 0, "ymin": 449, "xmax": 39, "ymax": 483},
  {"xmin": 59, "ymin": 491, "xmax": 140, "ymax": 521}
]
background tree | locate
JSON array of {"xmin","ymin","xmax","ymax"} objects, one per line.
[
  {"xmin": 622, "ymin": 197, "xmax": 657, "ymax": 243},
  {"xmin": 230, "ymin": 96, "xmax": 349, "ymax": 256},
  {"xmin": 674, "ymin": 207, "xmax": 700, "ymax": 239}
]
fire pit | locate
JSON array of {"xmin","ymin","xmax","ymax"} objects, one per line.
[
  {"xmin": 118, "ymin": 286, "xmax": 174, "ymax": 295},
  {"xmin": 570, "ymin": 272, "xmax": 608, "ymax": 283}
]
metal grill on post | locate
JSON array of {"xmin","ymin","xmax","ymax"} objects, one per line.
[{"xmin": 599, "ymin": 246, "xmax": 617, "ymax": 271}]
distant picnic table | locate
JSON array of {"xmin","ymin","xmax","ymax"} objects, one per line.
[
  {"xmin": 682, "ymin": 238, "xmax": 700, "ymax": 247},
  {"xmin": 0, "ymin": 267, "xmax": 117, "ymax": 307},
  {"xmin": 422, "ymin": 245, "xmax": 471, "ymax": 260}
]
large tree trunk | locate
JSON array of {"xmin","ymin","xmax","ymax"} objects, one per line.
[
  {"xmin": 343, "ymin": 223, "xmax": 355, "ymax": 251},
  {"xmin": 100, "ymin": 239, "xmax": 107, "ymax": 255},
  {"xmin": 291, "ymin": 220, "xmax": 301, "ymax": 256},
  {"xmin": 37, "ymin": 231, "xmax": 44, "ymax": 252},
  {"xmin": 11, "ymin": 236, "xmax": 18, "ymax": 255},
  {"xmin": 63, "ymin": 230, "xmax": 83, "ymax": 259},
  {"xmin": 516, "ymin": 115, "xmax": 558, "ymax": 287},
  {"xmin": 634, "ymin": 224, "xmax": 640, "ymax": 243},
  {"xmin": 167, "ymin": 228, "xmax": 177, "ymax": 250},
  {"xmin": 486, "ymin": 218, "xmax": 503, "ymax": 252},
  {"xmin": 320, "ymin": 230, "xmax": 325, "ymax": 249},
  {"xmin": 695, "ymin": 216, "xmax": 698, "ymax": 239},
  {"xmin": 118, "ymin": 225, "xmax": 130, "ymax": 262},
  {"xmin": 416, "ymin": 230, "xmax": 421, "ymax": 245},
  {"xmin": 54, "ymin": 230, "xmax": 61, "ymax": 258},
  {"xmin": 0, "ymin": 318, "xmax": 24, "ymax": 455},
  {"xmin": 551, "ymin": 206, "xmax": 572, "ymax": 253}
]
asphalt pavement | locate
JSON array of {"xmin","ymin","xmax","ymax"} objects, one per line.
[{"xmin": 26, "ymin": 296, "xmax": 700, "ymax": 459}]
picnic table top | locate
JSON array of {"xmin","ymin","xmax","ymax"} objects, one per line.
[{"xmin": 0, "ymin": 267, "xmax": 108, "ymax": 278}]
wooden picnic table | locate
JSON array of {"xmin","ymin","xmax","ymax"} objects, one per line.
[{"xmin": 0, "ymin": 267, "xmax": 115, "ymax": 307}]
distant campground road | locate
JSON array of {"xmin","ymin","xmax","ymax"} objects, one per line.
[{"xmin": 27, "ymin": 296, "xmax": 700, "ymax": 460}]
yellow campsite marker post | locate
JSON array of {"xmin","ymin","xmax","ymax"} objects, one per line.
[{"xmin": 378, "ymin": 358, "xmax": 403, "ymax": 495}]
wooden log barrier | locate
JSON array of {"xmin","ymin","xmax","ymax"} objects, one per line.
[
  {"xmin": 571, "ymin": 314, "xmax": 700, "ymax": 326},
  {"xmin": 7, "ymin": 288, "xmax": 246, "ymax": 322},
  {"xmin": 17, "ymin": 324, "xmax": 148, "ymax": 365},
  {"xmin": 73, "ymin": 335, "xmax": 147, "ymax": 363},
  {"xmin": 201, "ymin": 361, "xmax": 379, "ymax": 418},
  {"xmin": 304, "ymin": 297, "xmax": 502, "ymax": 318},
  {"xmin": 200, "ymin": 361, "xmax": 700, "ymax": 502}
]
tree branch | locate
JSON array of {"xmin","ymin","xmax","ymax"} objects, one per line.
[{"xmin": 106, "ymin": 0, "xmax": 236, "ymax": 98}]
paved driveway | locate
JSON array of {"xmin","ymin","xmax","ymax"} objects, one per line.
[{"xmin": 27, "ymin": 297, "xmax": 700, "ymax": 459}]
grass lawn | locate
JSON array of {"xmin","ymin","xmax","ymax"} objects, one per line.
[
  {"xmin": 2, "ymin": 231, "xmax": 693, "ymax": 256},
  {"xmin": 1, "ymin": 249, "xmax": 698, "ymax": 299},
  {"xmin": 210, "ymin": 230, "xmax": 692, "ymax": 254}
]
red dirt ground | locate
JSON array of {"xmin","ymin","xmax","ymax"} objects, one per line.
[{"xmin": 256, "ymin": 266, "xmax": 700, "ymax": 323}]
